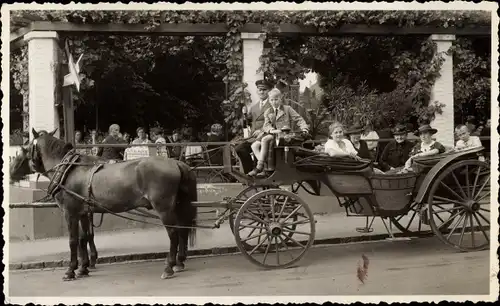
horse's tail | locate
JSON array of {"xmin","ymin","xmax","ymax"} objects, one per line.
[{"xmin": 176, "ymin": 160, "xmax": 198, "ymax": 247}]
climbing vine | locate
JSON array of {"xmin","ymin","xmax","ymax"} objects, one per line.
[{"xmin": 10, "ymin": 10, "xmax": 491, "ymax": 136}]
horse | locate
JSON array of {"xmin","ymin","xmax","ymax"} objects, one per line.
[{"xmin": 10, "ymin": 128, "xmax": 198, "ymax": 281}]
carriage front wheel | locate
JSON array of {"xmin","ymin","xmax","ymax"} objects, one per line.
[
  {"xmin": 233, "ymin": 189, "xmax": 316, "ymax": 269},
  {"xmin": 427, "ymin": 160, "xmax": 490, "ymax": 252}
]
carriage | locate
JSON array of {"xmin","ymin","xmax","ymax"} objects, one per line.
[
  {"xmin": 206, "ymin": 133, "xmax": 491, "ymax": 269},
  {"xmin": 10, "ymin": 129, "xmax": 491, "ymax": 279}
]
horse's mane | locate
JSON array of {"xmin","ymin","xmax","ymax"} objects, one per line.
[{"xmin": 43, "ymin": 135, "xmax": 74, "ymax": 158}]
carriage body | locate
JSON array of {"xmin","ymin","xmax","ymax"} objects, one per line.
[{"xmin": 225, "ymin": 137, "xmax": 490, "ymax": 269}]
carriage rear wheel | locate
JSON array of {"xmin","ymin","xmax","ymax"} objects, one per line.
[
  {"xmin": 233, "ymin": 189, "xmax": 315, "ymax": 269},
  {"xmin": 427, "ymin": 160, "xmax": 490, "ymax": 251}
]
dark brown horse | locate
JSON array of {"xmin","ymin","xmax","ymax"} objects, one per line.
[{"xmin": 10, "ymin": 129, "xmax": 198, "ymax": 281}]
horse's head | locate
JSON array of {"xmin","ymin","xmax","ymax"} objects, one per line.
[
  {"xmin": 10, "ymin": 146, "xmax": 33, "ymax": 183},
  {"xmin": 10, "ymin": 128, "xmax": 59, "ymax": 183}
]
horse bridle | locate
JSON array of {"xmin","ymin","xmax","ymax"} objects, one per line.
[{"xmin": 27, "ymin": 138, "xmax": 47, "ymax": 174}]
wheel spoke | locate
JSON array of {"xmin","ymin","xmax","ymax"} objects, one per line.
[
  {"xmin": 277, "ymin": 234, "xmax": 290, "ymax": 252},
  {"xmin": 433, "ymin": 195, "xmax": 465, "ymax": 206},
  {"xmin": 464, "ymin": 165, "xmax": 470, "ymax": 198},
  {"xmin": 469, "ymin": 213, "xmax": 475, "ymax": 248},
  {"xmin": 451, "ymin": 170, "xmax": 468, "ymax": 199},
  {"xmin": 276, "ymin": 196, "xmax": 289, "ymax": 220},
  {"xmin": 244, "ymin": 211, "xmax": 267, "ymax": 224},
  {"xmin": 474, "ymin": 176, "xmax": 490, "ymax": 201},
  {"xmin": 471, "ymin": 165, "xmax": 481, "ymax": 197},
  {"xmin": 242, "ymin": 230, "xmax": 268, "ymax": 243},
  {"xmin": 270, "ymin": 196, "xmax": 276, "ymax": 222},
  {"xmin": 240, "ymin": 224, "xmax": 266, "ymax": 230},
  {"xmin": 479, "ymin": 207, "xmax": 490, "ymax": 213},
  {"xmin": 446, "ymin": 212, "xmax": 466, "ymax": 240},
  {"xmin": 248, "ymin": 233, "xmax": 269, "ymax": 256},
  {"xmin": 275, "ymin": 236, "xmax": 280, "ymax": 266},
  {"xmin": 472, "ymin": 213, "xmax": 490, "ymax": 243},
  {"xmin": 283, "ymin": 218, "xmax": 310, "ymax": 227},
  {"xmin": 433, "ymin": 206, "xmax": 462, "ymax": 214},
  {"xmin": 475, "ymin": 192, "xmax": 491, "ymax": 204},
  {"xmin": 458, "ymin": 213, "xmax": 468, "ymax": 247},
  {"xmin": 283, "ymin": 234, "xmax": 306, "ymax": 249},
  {"xmin": 439, "ymin": 181, "xmax": 465, "ymax": 202},
  {"xmin": 262, "ymin": 236, "xmax": 272, "ymax": 265},
  {"xmin": 439, "ymin": 208, "xmax": 464, "ymax": 230},
  {"xmin": 282, "ymin": 204, "xmax": 303, "ymax": 223},
  {"xmin": 476, "ymin": 211, "xmax": 490, "ymax": 225},
  {"xmin": 282, "ymin": 226, "xmax": 311, "ymax": 236}
]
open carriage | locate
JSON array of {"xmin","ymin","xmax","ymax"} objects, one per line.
[{"xmin": 215, "ymin": 134, "xmax": 491, "ymax": 269}]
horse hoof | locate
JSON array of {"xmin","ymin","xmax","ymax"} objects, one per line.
[
  {"xmin": 89, "ymin": 265, "xmax": 97, "ymax": 270},
  {"xmin": 173, "ymin": 265, "xmax": 185, "ymax": 273},
  {"xmin": 62, "ymin": 274, "xmax": 76, "ymax": 281},
  {"xmin": 161, "ymin": 272, "xmax": 175, "ymax": 279}
]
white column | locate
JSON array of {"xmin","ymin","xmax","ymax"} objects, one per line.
[
  {"xmin": 430, "ymin": 34, "xmax": 455, "ymax": 148},
  {"xmin": 24, "ymin": 31, "xmax": 60, "ymax": 140},
  {"xmin": 241, "ymin": 32, "xmax": 264, "ymax": 108}
]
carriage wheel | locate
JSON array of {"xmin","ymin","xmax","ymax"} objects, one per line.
[
  {"xmin": 233, "ymin": 189, "xmax": 315, "ymax": 269},
  {"xmin": 428, "ymin": 160, "xmax": 490, "ymax": 251}
]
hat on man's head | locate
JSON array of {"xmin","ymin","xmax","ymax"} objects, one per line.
[
  {"xmin": 392, "ymin": 124, "xmax": 408, "ymax": 135},
  {"xmin": 255, "ymin": 79, "xmax": 273, "ymax": 89},
  {"xmin": 345, "ymin": 123, "xmax": 364, "ymax": 135},
  {"xmin": 415, "ymin": 124, "xmax": 438, "ymax": 136}
]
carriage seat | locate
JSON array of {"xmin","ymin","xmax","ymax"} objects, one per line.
[{"xmin": 293, "ymin": 147, "xmax": 373, "ymax": 173}]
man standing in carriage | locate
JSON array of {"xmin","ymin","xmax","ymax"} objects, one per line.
[{"xmin": 234, "ymin": 79, "xmax": 274, "ymax": 174}]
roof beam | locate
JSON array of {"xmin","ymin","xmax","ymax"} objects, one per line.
[{"xmin": 10, "ymin": 21, "xmax": 491, "ymax": 50}]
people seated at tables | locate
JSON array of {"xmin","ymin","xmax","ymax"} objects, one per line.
[
  {"xmin": 324, "ymin": 122, "xmax": 361, "ymax": 160},
  {"xmin": 248, "ymin": 88, "xmax": 309, "ymax": 176},
  {"xmin": 378, "ymin": 124, "xmax": 414, "ymax": 173},
  {"xmin": 345, "ymin": 123, "xmax": 371, "ymax": 160},
  {"xmin": 403, "ymin": 124, "xmax": 446, "ymax": 171}
]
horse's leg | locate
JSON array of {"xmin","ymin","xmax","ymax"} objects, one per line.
[
  {"xmin": 174, "ymin": 228, "xmax": 189, "ymax": 272},
  {"xmin": 162, "ymin": 227, "xmax": 179, "ymax": 279},
  {"xmin": 77, "ymin": 214, "xmax": 91, "ymax": 277},
  {"xmin": 88, "ymin": 213, "xmax": 98, "ymax": 269},
  {"xmin": 63, "ymin": 210, "xmax": 79, "ymax": 281}
]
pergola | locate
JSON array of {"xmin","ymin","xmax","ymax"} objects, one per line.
[{"xmin": 10, "ymin": 17, "xmax": 492, "ymax": 147}]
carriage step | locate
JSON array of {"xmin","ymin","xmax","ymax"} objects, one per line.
[
  {"xmin": 385, "ymin": 237, "xmax": 412, "ymax": 242},
  {"xmin": 355, "ymin": 227, "xmax": 374, "ymax": 233}
]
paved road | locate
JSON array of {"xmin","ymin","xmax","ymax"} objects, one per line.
[{"xmin": 8, "ymin": 235, "xmax": 492, "ymax": 298}]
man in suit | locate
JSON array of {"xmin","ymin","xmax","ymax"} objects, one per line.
[{"xmin": 234, "ymin": 79, "xmax": 273, "ymax": 174}]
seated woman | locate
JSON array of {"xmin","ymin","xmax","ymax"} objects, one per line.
[
  {"xmin": 403, "ymin": 124, "xmax": 446, "ymax": 171},
  {"xmin": 378, "ymin": 124, "xmax": 414, "ymax": 173},
  {"xmin": 345, "ymin": 123, "xmax": 371, "ymax": 160},
  {"xmin": 323, "ymin": 122, "xmax": 361, "ymax": 160},
  {"xmin": 248, "ymin": 88, "xmax": 309, "ymax": 176}
]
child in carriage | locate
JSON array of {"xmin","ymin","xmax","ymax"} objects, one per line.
[
  {"xmin": 454, "ymin": 124, "xmax": 485, "ymax": 161},
  {"xmin": 248, "ymin": 88, "xmax": 309, "ymax": 176}
]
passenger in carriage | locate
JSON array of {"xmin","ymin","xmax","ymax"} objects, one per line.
[
  {"xmin": 454, "ymin": 124, "xmax": 482, "ymax": 150},
  {"xmin": 248, "ymin": 88, "xmax": 309, "ymax": 176},
  {"xmin": 454, "ymin": 124, "xmax": 485, "ymax": 161},
  {"xmin": 403, "ymin": 124, "xmax": 446, "ymax": 171},
  {"xmin": 323, "ymin": 122, "xmax": 361, "ymax": 160},
  {"xmin": 378, "ymin": 124, "xmax": 414, "ymax": 173},
  {"xmin": 345, "ymin": 123, "xmax": 371, "ymax": 160}
]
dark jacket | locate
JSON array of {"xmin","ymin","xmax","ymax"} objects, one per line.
[
  {"xmin": 97, "ymin": 135, "xmax": 125, "ymax": 160},
  {"xmin": 352, "ymin": 139, "xmax": 371, "ymax": 160},
  {"xmin": 379, "ymin": 139, "xmax": 414, "ymax": 171}
]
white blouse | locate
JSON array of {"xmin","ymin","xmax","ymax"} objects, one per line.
[{"xmin": 324, "ymin": 139, "xmax": 358, "ymax": 157}]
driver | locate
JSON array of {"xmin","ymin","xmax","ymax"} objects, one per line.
[{"xmin": 248, "ymin": 88, "xmax": 309, "ymax": 176}]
